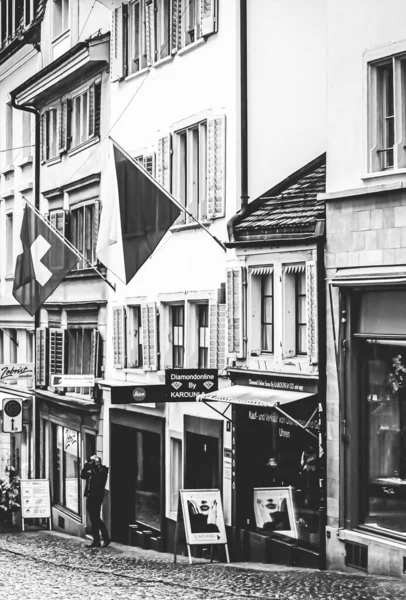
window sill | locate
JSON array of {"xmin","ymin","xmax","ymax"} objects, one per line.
[
  {"xmin": 170, "ymin": 219, "xmax": 211, "ymax": 233},
  {"xmin": 125, "ymin": 67, "xmax": 151, "ymax": 83},
  {"xmin": 45, "ymin": 156, "xmax": 62, "ymax": 167},
  {"xmin": 68, "ymin": 136, "xmax": 99, "ymax": 158},
  {"xmin": 52, "ymin": 503, "xmax": 82, "ymax": 523},
  {"xmin": 177, "ymin": 37, "xmax": 206, "ymax": 57},
  {"xmin": 124, "ymin": 368, "xmax": 145, "ymax": 374},
  {"xmin": 1, "ymin": 164, "xmax": 14, "ymax": 177},
  {"xmin": 5, "ymin": 274, "xmax": 14, "ymax": 281},
  {"xmin": 51, "ymin": 29, "xmax": 70, "ymax": 45},
  {"xmin": 153, "ymin": 55, "xmax": 173, "ymax": 69},
  {"xmin": 16, "ymin": 155, "xmax": 33, "ymax": 168},
  {"xmin": 67, "ymin": 266, "xmax": 105, "ymax": 280},
  {"xmin": 1, "ymin": 189, "xmax": 14, "ymax": 201},
  {"xmin": 361, "ymin": 168, "xmax": 406, "ymax": 181}
]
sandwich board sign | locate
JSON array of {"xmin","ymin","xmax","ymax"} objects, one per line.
[
  {"xmin": 20, "ymin": 479, "xmax": 52, "ymax": 531},
  {"xmin": 173, "ymin": 489, "xmax": 229, "ymax": 564}
]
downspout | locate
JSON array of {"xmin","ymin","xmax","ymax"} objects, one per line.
[
  {"xmin": 11, "ymin": 96, "xmax": 41, "ymax": 479},
  {"xmin": 228, "ymin": 0, "xmax": 249, "ymax": 243}
]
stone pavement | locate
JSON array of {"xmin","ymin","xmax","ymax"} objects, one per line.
[{"xmin": 0, "ymin": 530, "xmax": 405, "ymax": 599}]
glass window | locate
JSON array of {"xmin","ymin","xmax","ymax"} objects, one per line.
[
  {"xmin": 127, "ymin": 306, "xmax": 143, "ymax": 368},
  {"xmin": 71, "ymin": 203, "xmax": 97, "ymax": 268},
  {"xmin": 198, "ymin": 304, "xmax": 209, "ymax": 368},
  {"xmin": 156, "ymin": 0, "xmax": 170, "ymax": 59},
  {"xmin": 377, "ymin": 62, "xmax": 395, "ymax": 170},
  {"xmin": 176, "ymin": 121, "xmax": 207, "ymax": 221},
  {"xmin": 6, "ymin": 213, "xmax": 13, "ymax": 275},
  {"xmin": 135, "ymin": 430, "xmax": 161, "ymax": 529},
  {"xmin": 9, "ymin": 329, "xmax": 17, "ymax": 364},
  {"xmin": 170, "ymin": 437, "xmax": 182, "ymax": 511},
  {"xmin": 172, "ymin": 305, "xmax": 184, "ymax": 368},
  {"xmin": 72, "ymin": 91, "xmax": 90, "ymax": 148},
  {"xmin": 295, "ymin": 272, "xmax": 307, "ymax": 355},
  {"xmin": 51, "ymin": 424, "xmax": 80, "ymax": 513},
  {"xmin": 261, "ymin": 275, "xmax": 273, "ymax": 353},
  {"xmin": 44, "ymin": 108, "xmax": 58, "ymax": 160},
  {"xmin": 52, "ymin": 0, "xmax": 69, "ymax": 38}
]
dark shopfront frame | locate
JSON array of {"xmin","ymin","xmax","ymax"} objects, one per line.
[
  {"xmin": 336, "ymin": 283, "xmax": 406, "ymax": 541},
  {"xmin": 228, "ymin": 373, "xmax": 325, "ymax": 568}
]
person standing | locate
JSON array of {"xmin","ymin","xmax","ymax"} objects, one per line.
[{"xmin": 81, "ymin": 455, "xmax": 111, "ymax": 548}]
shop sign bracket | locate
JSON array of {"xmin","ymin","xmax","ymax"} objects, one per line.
[{"xmin": 201, "ymin": 400, "xmax": 232, "ymax": 423}]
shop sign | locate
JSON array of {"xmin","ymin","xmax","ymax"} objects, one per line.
[
  {"xmin": 231, "ymin": 373, "xmax": 318, "ymax": 394},
  {"xmin": 253, "ymin": 487, "xmax": 298, "ymax": 539},
  {"xmin": 166, "ymin": 369, "xmax": 218, "ymax": 401},
  {"xmin": 247, "ymin": 409, "xmax": 319, "ymax": 435},
  {"xmin": 20, "ymin": 479, "xmax": 51, "ymax": 519},
  {"xmin": 110, "ymin": 384, "xmax": 166, "ymax": 404},
  {"xmin": 179, "ymin": 489, "xmax": 227, "ymax": 545},
  {"xmin": 0, "ymin": 363, "xmax": 34, "ymax": 382},
  {"xmin": 51, "ymin": 374, "xmax": 95, "ymax": 388}
]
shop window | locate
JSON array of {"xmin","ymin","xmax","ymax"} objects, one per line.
[
  {"xmin": 51, "ymin": 423, "xmax": 80, "ymax": 514},
  {"xmin": 127, "ymin": 306, "xmax": 143, "ymax": 368},
  {"xmin": 172, "ymin": 305, "xmax": 184, "ymax": 368},
  {"xmin": 135, "ymin": 430, "xmax": 161, "ymax": 529},
  {"xmin": 70, "ymin": 201, "xmax": 99, "ymax": 269},
  {"xmin": 369, "ymin": 54, "xmax": 406, "ymax": 172},
  {"xmin": 198, "ymin": 304, "xmax": 209, "ymax": 368},
  {"xmin": 5, "ymin": 212, "xmax": 13, "ymax": 276},
  {"xmin": 170, "ymin": 437, "xmax": 182, "ymax": 511},
  {"xmin": 52, "ymin": 0, "xmax": 69, "ymax": 39}
]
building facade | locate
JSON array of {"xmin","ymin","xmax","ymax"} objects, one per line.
[{"xmin": 324, "ymin": 0, "xmax": 406, "ymax": 579}]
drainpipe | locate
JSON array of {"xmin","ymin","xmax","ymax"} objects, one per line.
[
  {"xmin": 10, "ymin": 96, "xmax": 41, "ymax": 479},
  {"xmin": 240, "ymin": 0, "xmax": 248, "ymax": 210}
]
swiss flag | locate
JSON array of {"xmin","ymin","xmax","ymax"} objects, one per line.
[{"xmin": 13, "ymin": 205, "xmax": 78, "ymax": 316}]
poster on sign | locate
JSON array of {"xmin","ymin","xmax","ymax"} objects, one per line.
[
  {"xmin": 180, "ymin": 489, "xmax": 227, "ymax": 545},
  {"xmin": 253, "ymin": 486, "xmax": 298, "ymax": 539},
  {"xmin": 20, "ymin": 479, "xmax": 51, "ymax": 522}
]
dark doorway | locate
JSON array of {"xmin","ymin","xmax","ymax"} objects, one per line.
[{"xmin": 185, "ymin": 432, "xmax": 219, "ymax": 489}]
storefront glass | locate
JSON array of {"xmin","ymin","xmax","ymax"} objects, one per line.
[
  {"xmin": 52, "ymin": 424, "xmax": 80, "ymax": 514},
  {"xmin": 235, "ymin": 398, "xmax": 320, "ymax": 547},
  {"xmin": 135, "ymin": 430, "xmax": 161, "ymax": 530}
]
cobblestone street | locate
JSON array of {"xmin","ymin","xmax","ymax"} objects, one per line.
[{"xmin": 0, "ymin": 531, "xmax": 404, "ymax": 600}]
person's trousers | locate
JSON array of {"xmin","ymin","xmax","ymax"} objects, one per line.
[{"xmin": 86, "ymin": 496, "xmax": 109, "ymax": 544}]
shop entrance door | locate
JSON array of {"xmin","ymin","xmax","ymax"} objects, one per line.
[
  {"xmin": 110, "ymin": 424, "xmax": 137, "ymax": 543},
  {"xmin": 185, "ymin": 432, "xmax": 219, "ymax": 489}
]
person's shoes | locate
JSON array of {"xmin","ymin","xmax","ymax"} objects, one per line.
[
  {"xmin": 87, "ymin": 542, "xmax": 101, "ymax": 548},
  {"xmin": 103, "ymin": 538, "xmax": 111, "ymax": 548}
]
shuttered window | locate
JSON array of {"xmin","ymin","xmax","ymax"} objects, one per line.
[
  {"xmin": 70, "ymin": 200, "xmax": 99, "ymax": 269},
  {"xmin": 209, "ymin": 300, "xmax": 226, "ymax": 371},
  {"xmin": 157, "ymin": 135, "xmax": 172, "ymax": 191},
  {"xmin": 172, "ymin": 305, "xmax": 184, "ymax": 368},
  {"xmin": 35, "ymin": 328, "xmax": 48, "ymax": 387},
  {"xmin": 67, "ymin": 327, "xmax": 100, "ymax": 396},
  {"xmin": 42, "ymin": 108, "xmax": 59, "ymax": 162},
  {"xmin": 127, "ymin": 306, "xmax": 143, "ymax": 368},
  {"xmin": 141, "ymin": 303, "xmax": 158, "ymax": 370},
  {"xmin": 49, "ymin": 328, "xmax": 66, "ymax": 378},
  {"xmin": 226, "ymin": 267, "xmax": 246, "ymax": 359},
  {"xmin": 198, "ymin": 304, "xmax": 209, "ymax": 368},
  {"xmin": 207, "ymin": 115, "xmax": 226, "ymax": 219},
  {"xmin": 261, "ymin": 275, "xmax": 274, "ymax": 353},
  {"xmin": 113, "ymin": 306, "xmax": 126, "ymax": 369}
]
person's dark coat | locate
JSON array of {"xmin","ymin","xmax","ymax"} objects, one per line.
[{"xmin": 80, "ymin": 463, "xmax": 109, "ymax": 499}]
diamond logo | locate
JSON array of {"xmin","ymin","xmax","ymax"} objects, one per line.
[
  {"xmin": 171, "ymin": 381, "xmax": 182, "ymax": 390},
  {"xmin": 203, "ymin": 381, "xmax": 214, "ymax": 390}
]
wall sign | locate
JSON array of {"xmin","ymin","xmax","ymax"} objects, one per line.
[
  {"xmin": 110, "ymin": 384, "xmax": 166, "ymax": 404},
  {"xmin": 0, "ymin": 364, "xmax": 33, "ymax": 382},
  {"xmin": 51, "ymin": 374, "xmax": 95, "ymax": 387},
  {"xmin": 166, "ymin": 369, "xmax": 218, "ymax": 401}
]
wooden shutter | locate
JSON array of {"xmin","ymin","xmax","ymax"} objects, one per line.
[
  {"xmin": 35, "ymin": 327, "xmax": 48, "ymax": 387},
  {"xmin": 111, "ymin": 6, "xmax": 125, "ymax": 82},
  {"xmin": 141, "ymin": 302, "xmax": 158, "ymax": 371},
  {"xmin": 91, "ymin": 329, "xmax": 100, "ymax": 377},
  {"xmin": 113, "ymin": 307, "xmax": 126, "ymax": 369},
  {"xmin": 157, "ymin": 135, "xmax": 171, "ymax": 191},
  {"xmin": 92, "ymin": 200, "xmax": 100, "ymax": 265},
  {"xmin": 41, "ymin": 112, "xmax": 47, "ymax": 163},
  {"xmin": 88, "ymin": 84, "xmax": 95, "ymax": 138},
  {"xmin": 49, "ymin": 328, "xmax": 66, "ymax": 377},
  {"xmin": 94, "ymin": 81, "xmax": 101, "ymax": 137},
  {"xmin": 209, "ymin": 300, "xmax": 226, "ymax": 371},
  {"xmin": 145, "ymin": 0, "xmax": 156, "ymax": 65},
  {"xmin": 306, "ymin": 260, "xmax": 318, "ymax": 364},
  {"xmin": 59, "ymin": 101, "xmax": 68, "ymax": 154},
  {"xmin": 200, "ymin": 0, "xmax": 217, "ymax": 37},
  {"xmin": 207, "ymin": 114, "xmax": 226, "ymax": 219},
  {"xmin": 170, "ymin": 0, "xmax": 181, "ymax": 53},
  {"xmin": 226, "ymin": 266, "xmax": 245, "ymax": 358}
]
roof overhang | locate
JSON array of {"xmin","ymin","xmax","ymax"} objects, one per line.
[
  {"xmin": 331, "ymin": 265, "xmax": 406, "ymax": 287},
  {"xmin": 11, "ymin": 34, "xmax": 109, "ymax": 106}
]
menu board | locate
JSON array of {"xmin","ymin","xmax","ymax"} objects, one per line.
[
  {"xmin": 180, "ymin": 489, "xmax": 227, "ymax": 545},
  {"xmin": 20, "ymin": 479, "xmax": 51, "ymax": 519}
]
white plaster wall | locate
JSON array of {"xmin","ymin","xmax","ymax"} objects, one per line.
[{"xmin": 326, "ymin": 0, "xmax": 406, "ymax": 193}]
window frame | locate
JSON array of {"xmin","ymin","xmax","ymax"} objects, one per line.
[
  {"xmin": 197, "ymin": 303, "xmax": 209, "ymax": 368},
  {"xmin": 171, "ymin": 304, "xmax": 184, "ymax": 368},
  {"xmin": 260, "ymin": 274, "xmax": 274, "ymax": 354},
  {"xmin": 51, "ymin": 422, "xmax": 81, "ymax": 515},
  {"xmin": 127, "ymin": 305, "xmax": 144, "ymax": 368},
  {"xmin": 70, "ymin": 200, "xmax": 99, "ymax": 270},
  {"xmin": 295, "ymin": 271, "xmax": 307, "ymax": 356},
  {"xmin": 5, "ymin": 211, "xmax": 13, "ymax": 277},
  {"xmin": 52, "ymin": 0, "xmax": 69, "ymax": 40}
]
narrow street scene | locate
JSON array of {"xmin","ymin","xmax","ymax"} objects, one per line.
[{"xmin": 0, "ymin": 530, "xmax": 404, "ymax": 600}]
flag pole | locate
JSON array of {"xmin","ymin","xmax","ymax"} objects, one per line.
[
  {"xmin": 21, "ymin": 196, "xmax": 117, "ymax": 292},
  {"xmin": 110, "ymin": 137, "xmax": 227, "ymax": 253}
]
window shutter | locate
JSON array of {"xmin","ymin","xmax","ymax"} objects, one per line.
[
  {"xmin": 141, "ymin": 302, "xmax": 158, "ymax": 371},
  {"xmin": 35, "ymin": 327, "xmax": 48, "ymax": 387},
  {"xmin": 157, "ymin": 135, "xmax": 171, "ymax": 191},
  {"xmin": 111, "ymin": 6, "xmax": 125, "ymax": 81},
  {"xmin": 207, "ymin": 114, "xmax": 226, "ymax": 219},
  {"xmin": 41, "ymin": 112, "xmax": 47, "ymax": 163},
  {"xmin": 306, "ymin": 260, "xmax": 318, "ymax": 364},
  {"xmin": 200, "ymin": 0, "xmax": 217, "ymax": 37},
  {"xmin": 209, "ymin": 300, "xmax": 226, "ymax": 371},
  {"xmin": 113, "ymin": 307, "xmax": 126, "ymax": 369},
  {"xmin": 49, "ymin": 209, "xmax": 65, "ymax": 236},
  {"xmin": 49, "ymin": 328, "xmax": 66, "ymax": 378},
  {"xmin": 59, "ymin": 101, "xmax": 68, "ymax": 154},
  {"xmin": 170, "ymin": 0, "xmax": 181, "ymax": 53},
  {"xmin": 93, "ymin": 200, "xmax": 100, "ymax": 265},
  {"xmin": 226, "ymin": 266, "xmax": 245, "ymax": 358},
  {"xmin": 143, "ymin": 153, "xmax": 156, "ymax": 177},
  {"xmin": 94, "ymin": 81, "xmax": 101, "ymax": 137},
  {"xmin": 88, "ymin": 84, "xmax": 95, "ymax": 138},
  {"xmin": 91, "ymin": 329, "xmax": 100, "ymax": 377},
  {"xmin": 145, "ymin": 0, "xmax": 156, "ymax": 65}
]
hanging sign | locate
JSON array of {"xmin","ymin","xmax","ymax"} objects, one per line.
[
  {"xmin": 0, "ymin": 364, "xmax": 34, "ymax": 382},
  {"xmin": 166, "ymin": 369, "xmax": 218, "ymax": 401},
  {"xmin": 20, "ymin": 479, "xmax": 51, "ymax": 519},
  {"xmin": 51, "ymin": 374, "xmax": 95, "ymax": 387}
]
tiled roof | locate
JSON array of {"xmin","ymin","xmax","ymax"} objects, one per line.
[{"xmin": 234, "ymin": 154, "xmax": 326, "ymax": 240}]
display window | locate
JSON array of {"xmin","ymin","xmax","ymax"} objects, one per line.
[
  {"xmin": 51, "ymin": 423, "xmax": 81, "ymax": 515},
  {"xmin": 235, "ymin": 398, "xmax": 320, "ymax": 547}
]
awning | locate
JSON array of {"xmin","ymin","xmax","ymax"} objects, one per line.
[
  {"xmin": 332, "ymin": 265, "xmax": 406, "ymax": 287},
  {"xmin": 250, "ymin": 266, "xmax": 274, "ymax": 276},
  {"xmin": 283, "ymin": 264, "xmax": 305, "ymax": 274},
  {"xmin": 198, "ymin": 385, "xmax": 318, "ymax": 438}
]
